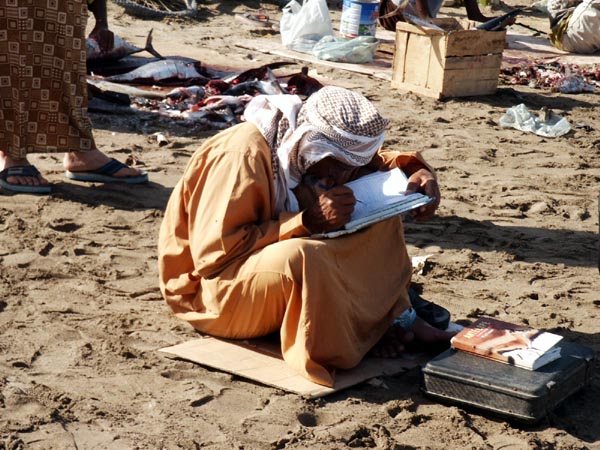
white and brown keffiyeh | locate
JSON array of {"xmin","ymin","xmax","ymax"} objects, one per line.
[{"xmin": 244, "ymin": 86, "xmax": 389, "ymax": 213}]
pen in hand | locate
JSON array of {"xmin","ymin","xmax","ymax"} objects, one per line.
[{"xmin": 318, "ymin": 182, "xmax": 363, "ymax": 203}]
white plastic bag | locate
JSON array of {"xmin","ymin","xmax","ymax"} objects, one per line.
[
  {"xmin": 280, "ymin": 0, "xmax": 334, "ymax": 53},
  {"xmin": 312, "ymin": 35, "xmax": 379, "ymax": 64},
  {"xmin": 499, "ymin": 103, "xmax": 571, "ymax": 138}
]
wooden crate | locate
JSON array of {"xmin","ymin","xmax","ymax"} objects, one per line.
[{"xmin": 391, "ymin": 18, "xmax": 506, "ymax": 99}]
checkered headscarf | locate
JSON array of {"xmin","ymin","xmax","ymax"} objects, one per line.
[{"xmin": 244, "ymin": 86, "xmax": 389, "ymax": 213}]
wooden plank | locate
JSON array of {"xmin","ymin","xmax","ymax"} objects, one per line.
[
  {"xmin": 391, "ymin": 30, "xmax": 409, "ymax": 88},
  {"xmin": 442, "ymin": 67, "xmax": 501, "ymax": 83},
  {"xmin": 430, "ymin": 33, "xmax": 448, "ymax": 60},
  {"xmin": 443, "ymin": 53, "xmax": 503, "ymax": 70},
  {"xmin": 236, "ymin": 37, "xmax": 393, "ymax": 81},
  {"xmin": 426, "ymin": 34, "xmax": 447, "ymax": 93},
  {"xmin": 403, "ymin": 34, "xmax": 433, "ymax": 88},
  {"xmin": 440, "ymin": 78, "xmax": 499, "ymax": 98},
  {"xmin": 395, "ymin": 20, "xmax": 447, "ymax": 37},
  {"xmin": 377, "ymin": 41, "xmax": 396, "ymax": 55},
  {"xmin": 395, "ymin": 17, "xmax": 469, "ymax": 36},
  {"xmin": 429, "ymin": 17, "xmax": 466, "ymax": 31},
  {"xmin": 446, "ymin": 30, "xmax": 506, "ymax": 57}
]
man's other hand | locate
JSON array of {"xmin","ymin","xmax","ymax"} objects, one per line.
[{"xmin": 405, "ymin": 168, "xmax": 440, "ymax": 221}]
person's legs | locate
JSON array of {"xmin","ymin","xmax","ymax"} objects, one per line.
[
  {"xmin": 191, "ymin": 217, "xmax": 452, "ymax": 386},
  {"xmin": 0, "ymin": 2, "xmax": 146, "ymax": 189},
  {"xmin": 0, "ymin": 2, "xmax": 51, "ymax": 191},
  {"xmin": 562, "ymin": 0, "xmax": 600, "ymax": 53},
  {"xmin": 61, "ymin": 0, "xmax": 145, "ymax": 181}
]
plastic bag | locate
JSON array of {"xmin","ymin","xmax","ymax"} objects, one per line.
[
  {"xmin": 280, "ymin": 0, "xmax": 334, "ymax": 53},
  {"xmin": 312, "ymin": 35, "xmax": 379, "ymax": 64},
  {"xmin": 530, "ymin": 0, "xmax": 549, "ymax": 14},
  {"xmin": 499, "ymin": 103, "xmax": 571, "ymax": 138}
]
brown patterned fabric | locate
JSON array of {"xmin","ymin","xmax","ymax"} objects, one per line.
[{"xmin": 0, "ymin": 0, "xmax": 95, "ymax": 158}]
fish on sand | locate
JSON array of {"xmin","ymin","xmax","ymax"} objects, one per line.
[
  {"xmin": 86, "ymin": 29, "xmax": 164, "ymax": 62},
  {"xmin": 104, "ymin": 59, "xmax": 209, "ymax": 86}
]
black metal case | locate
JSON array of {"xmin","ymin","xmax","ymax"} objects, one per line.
[{"xmin": 421, "ymin": 341, "xmax": 595, "ymax": 423}]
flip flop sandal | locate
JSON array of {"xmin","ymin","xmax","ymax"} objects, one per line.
[
  {"xmin": 0, "ymin": 165, "xmax": 52, "ymax": 194},
  {"xmin": 235, "ymin": 12, "xmax": 275, "ymax": 29},
  {"xmin": 408, "ymin": 287, "xmax": 451, "ymax": 330},
  {"xmin": 65, "ymin": 158, "xmax": 148, "ymax": 184}
]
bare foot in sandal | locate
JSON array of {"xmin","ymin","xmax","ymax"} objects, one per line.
[
  {"xmin": 63, "ymin": 149, "xmax": 143, "ymax": 178},
  {"xmin": 64, "ymin": 149, "xmax": 148, "ymax": 184},
  {"xmin": 0, "ymin": 153, "xmax": 50, "ymax": 187},
  {"xmin": 0, "ymin": 152, "xmax": 51, "ymax": 194}
]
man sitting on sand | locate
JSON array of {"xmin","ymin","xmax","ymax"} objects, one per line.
[
  {"xmin": 158, "ymin": 86, "xmax": 455, "ymax": 387},
  {"xmin": 548, "ymin": 0, "xmax": 600, "ymax": 54}
]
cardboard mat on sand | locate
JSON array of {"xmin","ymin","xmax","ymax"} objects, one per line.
[{"xmin": 159, "ymin": 335, "xmax": 426, "ymax": 398}]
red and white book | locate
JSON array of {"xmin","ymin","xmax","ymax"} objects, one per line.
[{"xmin": 450, "ymin": 317, "xmax": 563, "ymax": 370}]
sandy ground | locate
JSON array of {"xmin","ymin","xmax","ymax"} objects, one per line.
[{"xmin": 1, "ymin": 0, "xmax": 599, "ymax": 449}]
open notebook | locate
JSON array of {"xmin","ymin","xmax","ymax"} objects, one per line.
[{"xmin": 315, "ymin": 168, "xmax": 434, "ymax": 238}]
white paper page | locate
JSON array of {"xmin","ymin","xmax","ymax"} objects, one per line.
[
  {"xmin": 530, "ymin": 332, "xmax": 563, "ymax": 351},
  {"xmin": 312, "ymin": 168, "xmax": 433, "ymax": 238},
  {"xmin": 346, "ymin": 168, "xmax": 410, "ymax": 220}
]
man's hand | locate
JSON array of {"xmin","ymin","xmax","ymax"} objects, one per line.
[
  {"xmin": 405, "ymin": 168, "xmax": 440, "ymax": 221},
  {"xmin": 89, "ymin": 26, "xmax": 114, "ymax": 52},
  {"xmin": 88, "ymin": 0, "xmax": 114, "ymax": 52},
  {"xmin": 464, "ymin": 0, "xmax": 493, "ymax": 22},
  {"xmin": 302, "ymin": 186, "xmax": 356, "ymax": 233}
]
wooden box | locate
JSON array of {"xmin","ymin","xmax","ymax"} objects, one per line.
[{"xmin": 391, "ymin": 18, "xmax": 506, "ymax": 99}]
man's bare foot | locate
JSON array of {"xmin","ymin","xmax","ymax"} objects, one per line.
[
  {"xmin": 63, "ymin": 149, "xmax": 144, "ymax": 178},
  {"xmin": 370, "ymin": 326, "xmax": 415, "ymax": 358},
  {"xmin": 0, "ymin": 152, "xmax": 49, "ymax": 187},
  {"xmin": 370, "ymin": 316, "xmax": 458, "ymax": 358},
  {"xmin": 411, "ymin": 316, "xmax": 458, "ymax": 344}
]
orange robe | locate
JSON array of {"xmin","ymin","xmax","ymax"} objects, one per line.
[{"xmin": 158, "ymin": 122, "xmax": 432, "ymax": 387}]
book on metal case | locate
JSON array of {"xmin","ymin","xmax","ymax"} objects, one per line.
[
  {"xmin": 450, "ymin": 317, "xmax": 564, "ymax": 370},
  {"xmin": 315, "ymin": 168, "xmax": 434, "ymax": 238}
]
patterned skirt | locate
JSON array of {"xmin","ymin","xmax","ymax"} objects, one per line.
[{"xmin": 0, "ymin": 0, "xmax": 95, "ymax": 157}]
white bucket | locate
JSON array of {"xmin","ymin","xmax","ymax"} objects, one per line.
[{"xmin": 340, "ymin": 0, "xmax": 380, "ymax": 38}]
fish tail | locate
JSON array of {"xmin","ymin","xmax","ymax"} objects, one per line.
[{"xmin": 145, "ymin": 29, "xmax": 165, "ymax": 60}]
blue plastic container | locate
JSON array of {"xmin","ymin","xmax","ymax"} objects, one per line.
[{"xmin": 340, "ymin": 0, "xmax": 380, "ymax": 38}]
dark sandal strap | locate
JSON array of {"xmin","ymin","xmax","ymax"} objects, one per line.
[
  {"xmin": 91, "ymin": 158, "xmax": 128, "ymax": 176},
  {"xmin": 1, "ymin": 165, "xmax": 42, "ymax": 178}
]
